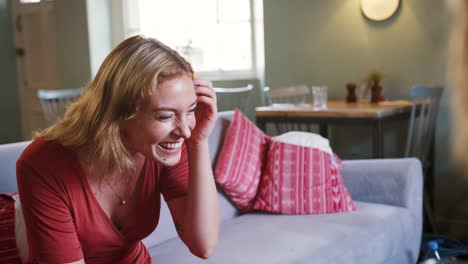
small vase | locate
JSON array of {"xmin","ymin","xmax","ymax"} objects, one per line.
[
  {"xmin": 370, "ymin": 85, "xmax": 382, "ymax": 104},
  {"xmin": 346, "ymin": 83, "xmax": 357, "ymax": 103}
]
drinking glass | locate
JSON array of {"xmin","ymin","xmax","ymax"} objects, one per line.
[{"xmin": 312, "ymin": 86, "xmax": 328, "ymax": 110}]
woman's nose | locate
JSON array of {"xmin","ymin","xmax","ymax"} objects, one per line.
[{"xmin": 174, "ymin": 117, "xmax": 191, "ymax": 138}]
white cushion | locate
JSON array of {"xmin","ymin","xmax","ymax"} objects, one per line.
[{"xmin": 273, "ymin": 131, "xmax": 333, "ymax": 155}]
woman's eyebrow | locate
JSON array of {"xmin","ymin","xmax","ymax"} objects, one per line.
[{"xmin": 152, "ymin": 100, "xmax": 197, "ymax": 112}]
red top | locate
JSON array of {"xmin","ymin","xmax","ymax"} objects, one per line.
[{"xmin": 16, "ymin": 139, "xmax": 189, "ymax": 264}]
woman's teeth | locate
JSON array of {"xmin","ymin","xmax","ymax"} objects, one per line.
[{"xmin": 159, "ymin": 142, "xmax": 182, "ymax": 150}]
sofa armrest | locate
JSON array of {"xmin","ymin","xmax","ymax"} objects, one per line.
[
  {"xmin": 0, "ymin": 141, "xmax": 32, "ymax": 193},
  {"xmin": 341, "ymin": 158, "xmax": 423, "ymax": 212},
  {"xmin": 341, "ymin": 158, "xmax": 422, "ymax": 264}
]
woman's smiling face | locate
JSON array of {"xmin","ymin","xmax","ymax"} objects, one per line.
[{"xmin": 121, "ymin": 74, "xmax": 197, "ymax": 166}]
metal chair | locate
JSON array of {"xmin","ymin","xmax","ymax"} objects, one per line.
[
  {"xmin": 214, "ymin": 85, "xmax": 254, "ymax": 115},
  {"xmin": 37, "ymin": 88, "xmax": 83, "ymax": 125},
  {"xmin": 264, "ymin": 85, "xmax": 313, "ymax": 134},
  {"xmin": 404, "ymin": 85, "xmax": 444, "ymax": 233}
]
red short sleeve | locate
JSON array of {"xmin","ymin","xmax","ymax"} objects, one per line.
[
  {"xmin": 17, "ymin": 159, "xmax": 83, "ymax": 263},
  {"xmin": 160, "ymin": 143, "xmax": 189, "ymax": 201}
]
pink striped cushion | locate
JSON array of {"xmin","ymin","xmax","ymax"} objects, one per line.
[
  {"xmin": 215, "ymin": 110, "xmax": 270, "ymax": 211},
  {"xmin": 0, "ymin": 193, "xmax": 21, "ymax": 264},
  {"xmin": 253, "ymin": 142, "xmax": 356, "ymax": 214}
]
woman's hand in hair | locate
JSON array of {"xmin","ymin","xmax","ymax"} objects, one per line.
[{"xmin": 188, "ymin": 78, "xmax": 218, "ymax": 145}]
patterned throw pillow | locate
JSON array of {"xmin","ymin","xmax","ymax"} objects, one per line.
[
  {"xmin": 253, "ymin": 141, "xmax": 356, "ymax": 214},
  {"xmin": 0, "ymin": 193, "xmax": 22, "ymax": 264},
  {"xmin": 215, "ymin": 110, "xmax": 270, "ymax": 211},
  {"xmin": 215, "ymin": 110, "xmax": 355, "ymax": 215}
]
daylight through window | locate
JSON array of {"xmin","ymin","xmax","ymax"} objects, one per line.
[{"xmin": 131, "ymin": 0, "xmax": 256, "ymax": 76}]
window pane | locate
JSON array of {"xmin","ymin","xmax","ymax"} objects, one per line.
[
  {"xmin": 20, "ymin": 0, "xmax": 41, "ymax": 4},
  {"xmin": 205, "ymin": 22, "xmax": 252, "ymax": 71},
  {"xmin": 137, "ymin": 0, "xmax": 252, "ymax": 73},
  {"xmin": 218, "ymin": 0, "xmax": 250, "ymax": 22}
]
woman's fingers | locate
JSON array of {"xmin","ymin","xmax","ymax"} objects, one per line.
[
  {"xmin": 189, "ymin": 78, "xmax": 218, "ymax": 142},
  {"xmin": 194, "ymin": 78, "xmax": 213, "ymax": 89},
  {"xmin": 195, "ymin": 94, "xmax": 217, "ymax": 118},
  {"xmin": 195, "ymin": 86, "xmax": 217, "ymax": 101},
  {"xmin": 196, "ymin": 95, "xmax": 217, "ymax": 111},
  {"xmin": 194, "ymin": 78, "xmax": 217, "ymax": 109}
]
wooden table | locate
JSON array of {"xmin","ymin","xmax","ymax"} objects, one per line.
[{"xmin": 255, "ymin": 100, "xmax": 415, "ymax": 158}]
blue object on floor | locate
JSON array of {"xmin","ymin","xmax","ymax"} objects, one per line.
[
  {"xmin": 421, "ymin": 241, "xmax": 445, "ymax": 263},
  {"xmin": 421, "ymin": 234, "xmax": 468, "ymax": 260}
]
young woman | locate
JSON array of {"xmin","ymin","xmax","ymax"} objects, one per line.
[{"xmin": 17, "ymin": 35, "xmax": 220, "ymax": 264}]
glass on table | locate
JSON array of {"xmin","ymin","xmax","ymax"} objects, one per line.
[{"xmin": 312, "ymin": 86, "xmax": 328, "ymax": 110}]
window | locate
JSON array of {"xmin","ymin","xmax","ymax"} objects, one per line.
[
  {"xmin": 20, "ymin": 0, "xmax": 41, "ymax": 3},
  {"xmin": 117, "ymin": 0, "xmax": 263, "ymax": 79}
]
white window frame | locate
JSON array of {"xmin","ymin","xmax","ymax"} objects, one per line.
[{"xmin": 111, "ymin": 0, "xmax": 264, "ymax": 80}]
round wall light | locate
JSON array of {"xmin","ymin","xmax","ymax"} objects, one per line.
[{"xmin": 361, "ymin": 0, "xmax": 400, "ymax": 21}]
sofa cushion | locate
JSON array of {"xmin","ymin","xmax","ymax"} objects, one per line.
[
  {"xmin": 214, "ymin": 110, "xmax": 270, "ymax": 211},
  {"xmin": 273, "ymin": 131, "xmax": 333, "ymax": 155},
  {"xmin": 142, "ymin": 191, "xmax": 239, "ymax": 249},
  {"xmin": 0, "ymin": 193, "xmax": 21, "ymax": 264},
  {"xmin": 147, "ymin": 201, "xmax": 414, "ymax": 264},
  {"xmin": 215, "ymin": 111, "xmax": 355, "ymax": 215},
  {"xmin": 253, "ymin": 132, "xmax": 356, "ymax": 215}
]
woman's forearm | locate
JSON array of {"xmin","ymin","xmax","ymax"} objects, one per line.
[{"xmin": 184, "ymin": 140, "xmax": 220, "ymax": 258}]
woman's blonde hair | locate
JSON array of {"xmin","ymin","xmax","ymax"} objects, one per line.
[
  {"xmin": 36, "ymin": 35, "xmax": 194, "ymax": 175},
  {"xmin": 450, "ymin": 0, "xmax": 468, "ymax": 167}
]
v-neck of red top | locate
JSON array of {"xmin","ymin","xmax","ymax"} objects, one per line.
[{"xmin": 76, "ymin": 157, "xmax": 149, "ymax": 239}]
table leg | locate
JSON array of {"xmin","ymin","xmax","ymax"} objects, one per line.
[
  {"xmin": 372, "ymin": 120, "xmax": 384, "ymax": 158},
  {"xmin": 319, "ymin": 123, "xmax": 328, "ymax": 138}
]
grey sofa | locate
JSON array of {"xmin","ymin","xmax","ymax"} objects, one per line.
[{"xmin": 0, "ymin": 111, "xmax": 422, "ymax": 264}]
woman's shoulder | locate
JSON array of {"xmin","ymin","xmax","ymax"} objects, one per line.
[{"xmin": 18, "ymin": 138, "xmax": 76, "ymax": 168}]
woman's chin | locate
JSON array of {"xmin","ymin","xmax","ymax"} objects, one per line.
[
  {"xmin": 153, "ymin": 145, "xmax": 182, "ymax": 166},
  {"xmin": 156, "ymin": 156, "xmax": 181, "ymax": 166}
]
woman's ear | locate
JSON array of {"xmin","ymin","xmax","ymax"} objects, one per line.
[
  {"xmin": 119, "ymin": 119, "xmax": 130, "ymax": 135},
  {"xmin": 119, "ymin": 110, "xmax": 138, "ymax": 130}
]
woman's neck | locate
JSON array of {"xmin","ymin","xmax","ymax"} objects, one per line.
[{"xmin": 77, "ymin": 149, "xmax": 146, "ymax": 184}]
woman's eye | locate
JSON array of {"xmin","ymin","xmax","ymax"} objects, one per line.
[{"xmin": 157, "ymin": 115, "xmax": 173, "ymax": 121}]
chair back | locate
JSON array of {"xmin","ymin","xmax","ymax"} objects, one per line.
[
  {"xmin": 214, "ymin": 85, "xmax": 254, "ymax": 115},
  {"xmin": 37, "ymin": 88, "xmax": 83, "ymax": 125},
  {"xmin": 404, "ymin": 85, "xmax": 444, "ymax": 165},
  {"xmin": 264, "ymin": 85, "xmax": 313, "ymax": 134},
  {"xmin": 404, "ymin": 85, "xmax": 443, "ymax": 233}
]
